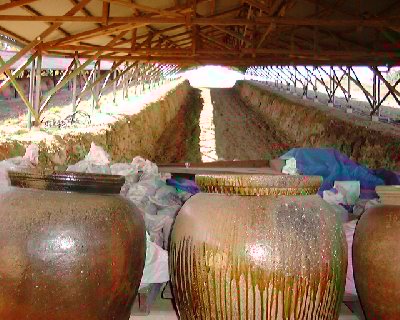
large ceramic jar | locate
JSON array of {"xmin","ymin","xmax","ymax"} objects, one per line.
[
  {"xmin": 353, "ymin": 186, "xmax": 400, "ymax": 319},
  {"xmin": 170, "ymin": 174, "xmax": 347, "ymax": 319},
  {"xmin": 0, "ymin": 171, "xmax": 146, "ymax": 320}
]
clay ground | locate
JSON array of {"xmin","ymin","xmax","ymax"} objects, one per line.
[{"xmin": 153, "ymin": 87, "xmax": 292, "ymax": 164}]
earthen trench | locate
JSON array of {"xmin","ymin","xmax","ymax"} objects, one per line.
[{"xmin": 1, "ymin": 80, "xmax": 399, "ymax": 171}]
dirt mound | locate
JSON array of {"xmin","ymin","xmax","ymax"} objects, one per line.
[{"xmin": 236, "ymin": 81, "xmax": 400, "ymax": 170}]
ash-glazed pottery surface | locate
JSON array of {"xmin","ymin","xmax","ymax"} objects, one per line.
[
  {"xmin": 0, "ymin": 171, "xmax": 146, "ymax": 320},
  {"xmin": 353, "ymin": 185, "xmax": 400, "ymax": 320},
  {"xmin": 170, "ymin": 174, "xmax": 347, "ymax": 320}
]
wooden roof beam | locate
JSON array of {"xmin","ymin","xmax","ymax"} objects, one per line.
[
  {"xmin": 0, "ymin": 0, "xmax": 39, "ymax": 11},
  {"xmin": 212, "ymin": 25, "xmax": 252, "ymax": 45},
  {"xmin": 1, "ymin": 15, "xmax": 397, "ymax": 28},
  {"xmin": 0, "ymin": 0, "xmax": 93, "ymax": 75},
  {"xmin": 103, "ymin": 0, "xmax": 184, "ymax": 18},
  {"xmin": 20, "ymin": 4, "xmax": 70, "ymax": 37},
  {"xmin": 62, "ymin": 53, "xmax": 392, "ymax": 66}
]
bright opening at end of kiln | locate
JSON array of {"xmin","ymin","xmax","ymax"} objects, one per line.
[{"xmin": 182, "ymin": 66, "xmax": 244, "ymax": 88}]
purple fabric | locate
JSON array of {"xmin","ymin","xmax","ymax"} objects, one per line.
[{"xmin": 166, "ymin": 178, "xmax": 200, "ymax": 195}]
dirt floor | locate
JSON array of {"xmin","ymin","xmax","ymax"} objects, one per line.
[
  {"xmin": 210, "ymin": 88, "xmax": 290, "ymax": 161},
  {"xmin": 152, "ymin": 87, "xmax": 291, "ymax": 164}
]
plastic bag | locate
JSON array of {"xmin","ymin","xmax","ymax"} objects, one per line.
[
  {"xmin": 322, "ymin": 188, "xmax": 346, "ymax": 206},
  {"xmin": 343, "ymin": 220, "xmax": 357, "ymax": 301},
  {"xmin": 23, "ymin": 144, "xmax": 39, "ymax": 165},
  {"xmin": 0, "ymin": 144, "xmax": 39, "ymax": 193},
  {"xmin": 334, "ymin": 181, "xmax": 360, "ymax": 205},
  {"xmin": 281, "ymin": 157, "xmax": 299, "ymax": 175},
  {"xmin": 126, "ymin": 184, "xmax": 150, "ymax": 205},
  {"xmin": 66, "ymin": 160, "xmax": 89, "ymax": 173},
  {"xmin": 140, "ymin": 233, "xmax": 169, "ymax": 287},
  {"xmin": 110, "ymin": 163, "xmax": 139, "ymax": 180},
  {"xmin": 67, "ymin": 143, "xmax": 110, "ymax": 173},
  {"xmin": 132, "ymin": 156, "xmax": 158, "ymax": 175},
  {"xmin": 145, "ymin": 214, "xmax": 174, "ymax": 248},
  {"xmin": 149, "ymin": 185, "xmax": 182, "ymax": 209},
  {"xmin": 86, "ymin": 164, "xmax": 111, "ymax": 174},
  {"xmin": 158, "ymin": 205, "xmax": 181, "ymax": 218},
  {"xmin": 85, "ymin": 142, "xmax": 110, "ymax": 165}
]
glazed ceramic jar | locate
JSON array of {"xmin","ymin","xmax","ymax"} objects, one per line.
[
  {"xmin": 0, "ymin": 171, "xmax": 146, "ymax": 320},
  {"xmin": 353, "ymin": 185, "xmax": 400, "ymax": 319},
  {"xmin": 170, "ymin": 174, "xmax": 347, "ymax": 319}
]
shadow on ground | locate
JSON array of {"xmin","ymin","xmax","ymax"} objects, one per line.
[{"xmin": 152, "ymin": 88, "xmax": 203, "ymax": 164}]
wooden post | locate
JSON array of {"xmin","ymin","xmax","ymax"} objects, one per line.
[
  {"xmin": 124, "ymin": 66, "xmax": 129, "ymax": 99},
  {"xmin": 377, "ymin": 76, "xmax": 381, "ymax": 117},
  {"xmin": 72, "ymin": 71, "xmax": 77, "ymax": 114},
  {"xmin": 52, "ymin": 70, "xmax": 56, "ymax": 88},
  {"xmin": 27, "ymin": 58, "xmax": 36, "ymax": 129},
  {"xmin": 96, "ymin": 60, "xmax": 101, "ymax": 100},
  {"xmin": 72, "ymin": 52, "xmax": 78, "ymax": 113},
  {"xmin": 33, "ymin": 52, "xmax": 42, "ymax": 126},
  {"xmin": 113, "ymin": 70, "xmax": 117, "ymax": 104}
]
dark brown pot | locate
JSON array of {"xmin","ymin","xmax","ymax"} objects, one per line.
[
  {"xmin": 170, "ymin": 174, "xmax": 347, "ymax": 319},
  {"xmin": 0, "ymin": 171, "xmax": 146, "ymax": 320},
  {"xmin": 353, "ymin": 186, "xmax": 400, "ymax": 319}
]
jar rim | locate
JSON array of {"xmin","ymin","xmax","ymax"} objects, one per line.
[
  {"xmin": 195, "ymin": 174, "xmax": 322, "ymax": 196},
  {"xmin": 8, "ymin": 171, "xmax": 125, "ymax": 194},
  {"xmin": 376, "ymin": 185, "xmax": 400, "ymax": 206}
]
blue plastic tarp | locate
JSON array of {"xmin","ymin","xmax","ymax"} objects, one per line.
[
  {"xmin": 166, "ymin": 177, "xmax": 200, "ymax": 195},
  {"xmin": 280, "ymin": 148, "xmax": 395, "ymax": 198}
]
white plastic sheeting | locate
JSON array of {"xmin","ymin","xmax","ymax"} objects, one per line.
[
  {"xmin": 66, "ymin": 142, "xmax": 187, "ymax": 287},
  {"xmin": 0, "ymin": 144, "xmax": 38, "ymax": 193}
]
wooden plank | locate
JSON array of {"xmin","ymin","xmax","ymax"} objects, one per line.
[
  {"xmin": 102, "ymin": 1, "xmax": 110, "ymax": 24},
  {"xmin": 158, "ymin": 166, "xmax": 280, "ymax": 175},
  {"xmin": 158, "ymin": 160, "xmax": 270, "ymax": 168}
]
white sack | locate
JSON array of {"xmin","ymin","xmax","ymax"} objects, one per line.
[
  {"xmin": 140, "ymin": 234, "xmax": 169, "ymax": 288},
  {"xmin": 343, "ymin": 219, "xmax": 357, "ymax": 301},
  {"xmin": 334, "ymin": 181, "xmax": 360, "ymax": 205}
]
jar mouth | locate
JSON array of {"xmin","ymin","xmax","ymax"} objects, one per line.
[
  {"xmin": 8, "ymin": 171, "xmax": 125, "ymax": 194},
  {"xmin": 195, "ymin": 174, "xmax": 322, "ymax": 196}
]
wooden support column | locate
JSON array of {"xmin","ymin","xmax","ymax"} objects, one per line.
[
  {"xmin": 52, "ymin": 70, "xmax": 56, "ymax": 88},
  {"xmin": 124, "ymin": 63, "xmax": 129, "ymax": 99},
  {"xmin": 328, "ymin": 66, "xmax": 334, "ymax": 106},
  {"xmin": 96, "ymin": 60, "xmax": 101, "ymax": 98},
  {"xmin": 347, "ymin": 67, "xmax": 351, "ymax": 104},
  {"xmin": 313, "ymin": 66, "xmax": 318, "ymax": 102},
  {"xmin": 113, "ymin": 70, "xmax": 117, "ymax": 104},
  {"xmin": 372, "ymin": 72, "xmax": 378, "ymax": 117},
  {"xmin": 27, "ymin": 58, "xmax": 36, "ymax": 129},
  {"xmin": 142, "ymin": 64, "xmax": 146, "ymax": 92},
  {"xmin": 72, "ymin": 52, "xmax": 78, "ymax": 113},
  {"xmin": 33, "ymin": 52, "xmax": 42, "ymax": 126},
  {"xmin": 293, "ymin": 67, "xmax": 297, "ymax": 95}
]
